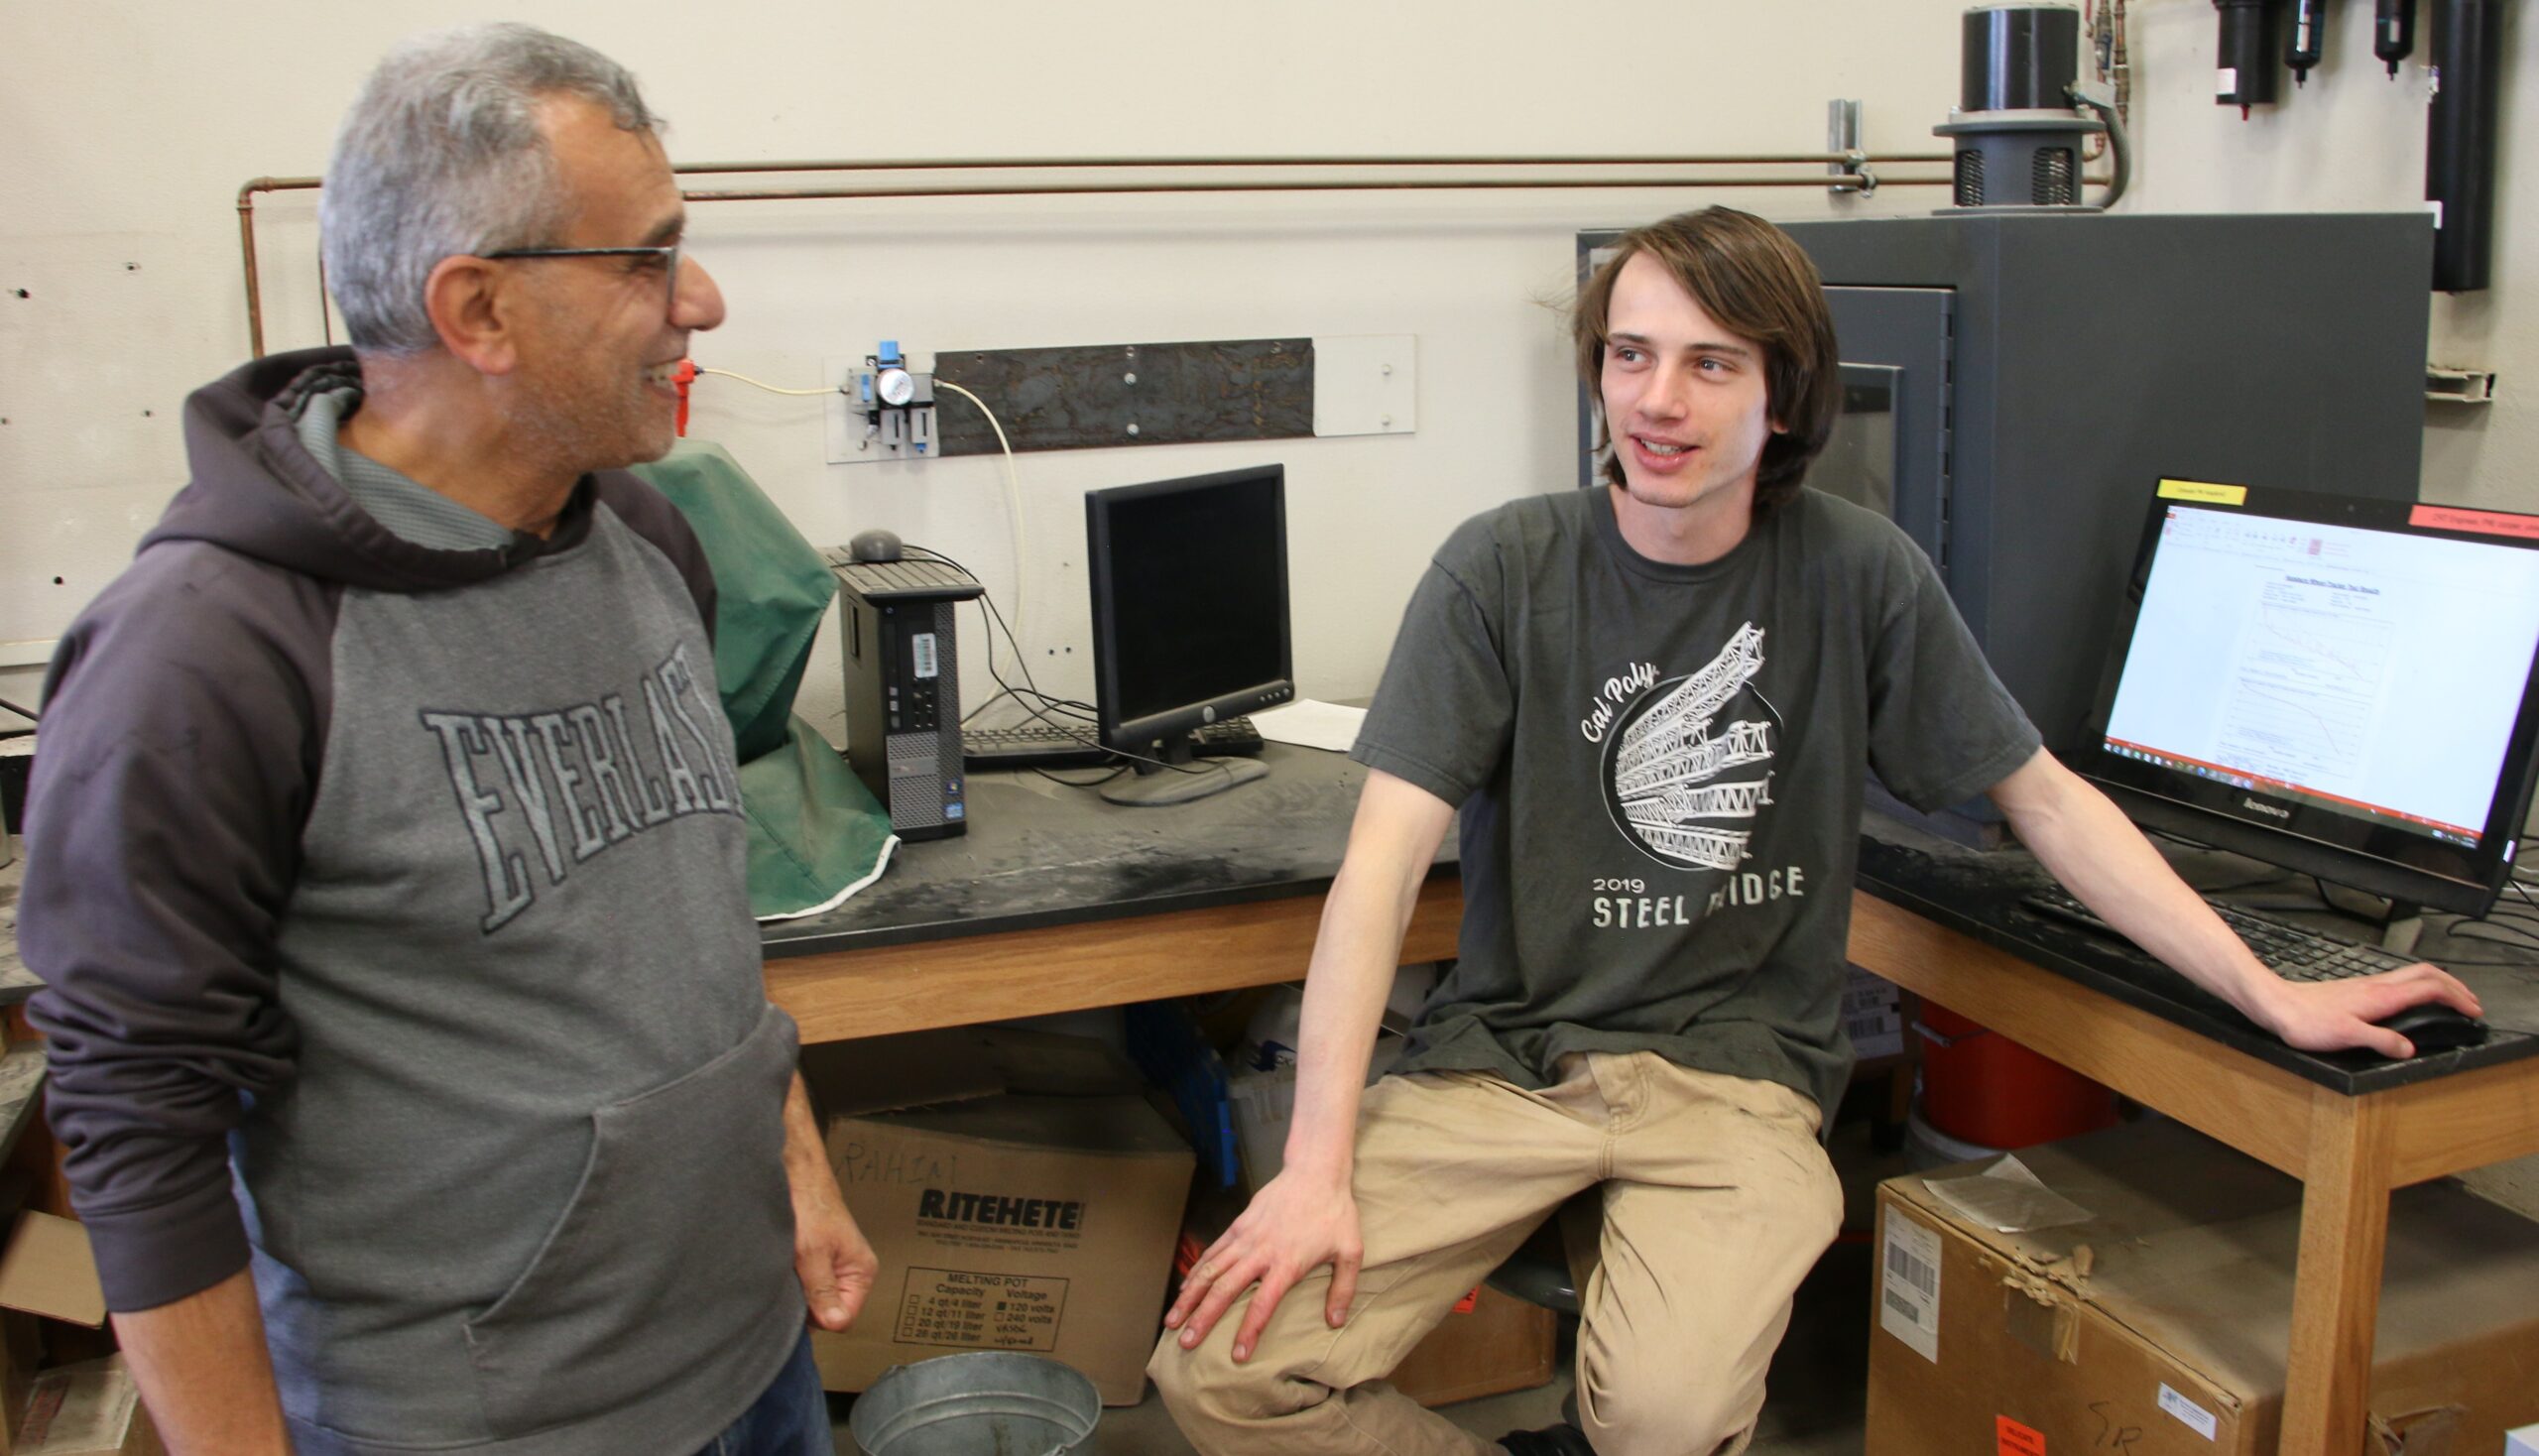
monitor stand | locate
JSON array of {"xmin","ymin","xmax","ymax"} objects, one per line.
[{"xmin": 1099, "ymin": 736, "xmax": 1269, "ymax": 807}]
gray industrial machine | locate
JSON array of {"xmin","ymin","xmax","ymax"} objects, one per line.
[{"xmin": 1577, "ymin": 211, "xmax": 2434, "ymax": 759}]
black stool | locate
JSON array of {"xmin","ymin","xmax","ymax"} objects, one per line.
[{"xmin": 1482, "ymin": 1194, "xmax": 1594, "ymax": 1427}]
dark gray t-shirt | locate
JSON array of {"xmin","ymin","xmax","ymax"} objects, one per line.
[{"xmin": 1352, "ymin": 486, "xmax": 2039, "ymax": 1121}]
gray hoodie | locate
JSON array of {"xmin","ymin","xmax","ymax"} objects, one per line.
[{"xmin": 22, "ymin": 348, "xmax": 804, "ymax": 1454}]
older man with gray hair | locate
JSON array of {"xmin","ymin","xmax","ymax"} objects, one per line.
[{"xmin": 19, "ymin": 24, "xmax": 869, "ymax": 1455}]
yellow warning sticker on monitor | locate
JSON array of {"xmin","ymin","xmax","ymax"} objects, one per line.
[{"xmin": 2157, "ymin": 478, "xmax": 2248, "ymax": 505}]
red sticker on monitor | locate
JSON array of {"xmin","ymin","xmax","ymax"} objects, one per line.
[
  {"xmin": 1997, "ymin": 1415, "xmax": 2047, "ymax": 1456},
  {"xmin": 2411, "ymin": 504, "xmax": 2539, "ymax": 540}
]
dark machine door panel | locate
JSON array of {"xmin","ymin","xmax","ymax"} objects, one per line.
[{"xmin": 1820, "ymin": 286, "xmax": 1954, "ymax": 581}]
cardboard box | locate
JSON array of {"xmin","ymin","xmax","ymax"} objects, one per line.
[
  {"xmin": 12, "ymin": 1357, "xmax": 158, "ymax": 1456},
  {"xmin": 1840, "ymin": 964, "xmax": 1904, "ymax": 1060},
  {"xmin": 0, "ymin": 1212, "xmax": 111, "ymax": 1455},
  {"xmin": 1868, "ymin": 1120, "xmax": 2539, "ymax": 1455},
  {"xmin": 1386, "ymin": 1284, "xmax": 1558, "ymax": 1408},
  {"xmin": 805, "ymin": 1038, "xmax": 1195, "ymax": 1407}
]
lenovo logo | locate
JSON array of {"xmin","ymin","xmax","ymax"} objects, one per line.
[{"xmin": 2242, "ymin": 797, "xmax": 2291, "ymax": 820}]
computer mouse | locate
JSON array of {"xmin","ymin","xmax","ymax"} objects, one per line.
[
  {"xmin": 848, "ymin": 529, "xmax": 903, "ymax": 564},
  {"xmin": 2375, "ymin": 1003, "xmax": 2489, "ymax": 1055}
]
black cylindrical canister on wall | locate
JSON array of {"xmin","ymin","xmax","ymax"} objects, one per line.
[
  {"xmin": 1962, "ymin": 5, "xmax": 2084, "ymax": 112},
  {"xmin": 2215, "ymin": 0, "xmax": 2283, "ymax": 108},
  {"xmin": 2427, "ymin": 0, "xmax": 2503, "ymax": 292}
]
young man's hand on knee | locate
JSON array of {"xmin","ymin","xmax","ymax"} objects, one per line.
[{"xmin": 1163, "ymin": 1164, "xmax": 1363, "ymax": 1363}]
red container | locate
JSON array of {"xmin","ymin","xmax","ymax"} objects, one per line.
[{"xmin": 1916, "ymin": 1002, "xmax": 2119, "ymax": 1150}]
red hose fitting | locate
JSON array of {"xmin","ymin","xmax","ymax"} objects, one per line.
[{"xmin": 672, "ymin": 359, "xmax": 697, "ymax": 436}]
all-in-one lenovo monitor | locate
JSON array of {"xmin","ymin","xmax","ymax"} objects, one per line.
[{"xmin": 2077, "ymin": 480, "xmax": 2539, "ymax": 917}]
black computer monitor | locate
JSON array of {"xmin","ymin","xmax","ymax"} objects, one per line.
[
  {"xmin": 2076, "ymin": 479, "xmax": 2539, "ymax": 916},
  {"xmin": 1084, "ymin": 464, "xmax": 1295, "ymax": 806}
]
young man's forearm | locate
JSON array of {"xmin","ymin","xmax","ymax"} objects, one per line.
[
  {"xmin": 1988, "ymin": 751, "xmax": 2293, "ymax": 1011},
  {"xmin": 1280, "ymin": 867, "xmax": 1423, "ymax": 1180},
  {"xmin": 1281, "ymin": 771, "xmax": 1458, "ymax": 1181},
  {"xmin": 114, "ymin": 1269, "xmax": 293, "ymax": 1455}
]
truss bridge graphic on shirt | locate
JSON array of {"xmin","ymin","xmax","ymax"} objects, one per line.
[{"xmin": 1602, "ymin": 623, "xmax": 1781, "ymax": 871}]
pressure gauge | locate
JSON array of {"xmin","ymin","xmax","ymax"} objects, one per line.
[{"xmin": 876, "ymin": 367, "xmax": 916, "ymax": 408}]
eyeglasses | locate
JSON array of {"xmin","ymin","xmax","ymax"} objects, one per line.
[{"xmin": 484, "ymin": 244, "xmax": 681, "ymax": 310}]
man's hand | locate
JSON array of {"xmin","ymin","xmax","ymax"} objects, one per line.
[
  {"xmin": 2243, "ymin": 960, "xmax": 2481, "ymax": 1059},
  {"xmin": 781, "ymin": 1071, "xmax": 876, "ymax": 1331},
  {"xmin": 1163, "ymin": 1165, "xmax": 1362, "ymax": 1364},
  {"xmin": 789, "ymin": 1159, "xmax": 879, "ymax": 1332}
]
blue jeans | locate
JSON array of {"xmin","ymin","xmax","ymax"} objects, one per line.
[{"xmin": 693, "ymin": 1331, "xmax": 831, "ymax": 1456}]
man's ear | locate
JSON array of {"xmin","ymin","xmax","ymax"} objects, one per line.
[{"xmin": 423, "ymin": 255, "xmax": 520, "ymax": 376}]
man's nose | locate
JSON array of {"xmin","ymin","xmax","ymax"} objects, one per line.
[
  {"xmin": 672, "ymin": 254, "xmax": 726, "ymax": 332},
  {"xmin": 1637, "ymin": 361, "xmax": 1691, "ymax": 419}
]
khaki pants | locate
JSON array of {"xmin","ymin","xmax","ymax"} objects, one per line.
[{"xmin": 1149, "ymin": 1053, "xmax": 1843, "ymax": 1456}]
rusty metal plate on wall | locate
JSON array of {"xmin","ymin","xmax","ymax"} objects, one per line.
[{"xmin": 929, "ymin": 338, "xmax": 1313, "ymax": 457}]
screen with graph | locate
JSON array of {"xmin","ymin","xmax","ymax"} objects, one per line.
[{"xmin": 2079, "ymin": 481, "xmax": 2539, "ymax": 914}]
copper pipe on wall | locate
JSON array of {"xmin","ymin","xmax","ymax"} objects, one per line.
[
  {"xmin": 239, "ymin": 177, "xmax": 320, "ymax": 358},
  {"xmin": 237, "ymin": 155, "xmax": 1998, "ymax": 357},
  {"xmin": 665, "ymin": 152, "xmax": 1961, "ymax": 174},
  {"xmin": 673, "ymin": 174, "xmax": 1954, "ymax": 204}
]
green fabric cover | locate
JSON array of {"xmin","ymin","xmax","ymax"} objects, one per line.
[{"xmin": 632, "ymin": 440, "xmax": 896, "ymax": 918}]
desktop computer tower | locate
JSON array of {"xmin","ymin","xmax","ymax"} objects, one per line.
[
  {"xmin": 828, "ymin": 552, "xmax": 983, "ymax": 841},
  {"xmin": 1577, "ymin": 212, "xmax": 2432, "ymax": 759}
]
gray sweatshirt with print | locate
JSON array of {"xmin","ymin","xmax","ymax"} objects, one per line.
[{"xmin": 21, "ymin": 348, "xmax": 803, "ymax": 1455}]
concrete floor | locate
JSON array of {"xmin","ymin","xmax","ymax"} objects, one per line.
[{"xmin": 829, "ymin": 1116, "xmax": 1904, "ymax": 1455}]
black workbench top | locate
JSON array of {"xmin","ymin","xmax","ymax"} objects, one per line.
[{"xmin": 762, "ymin": 743, "xmax": 1451, "ymax": 958}]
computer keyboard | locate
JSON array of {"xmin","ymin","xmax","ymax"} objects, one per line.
[
  {"xmin": 962, "ymin": 722, "xmax": 1111, "ymax": 770},
  {"xmin": 961, "ymin": 716, "xmax": 1268, "ymax": 771},
  {"xmin": 2016, "ymin": 886, "xmax": 2417, "ymax": 983},
  {"xmin": 1188, "ymin": 716, "xmax": 1267, "ymax": 758}
]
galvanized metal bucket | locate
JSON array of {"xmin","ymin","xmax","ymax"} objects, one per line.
[{"xmin": 847, "ymin": 1352, "xmax": 1101, "ymax": 1456}]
